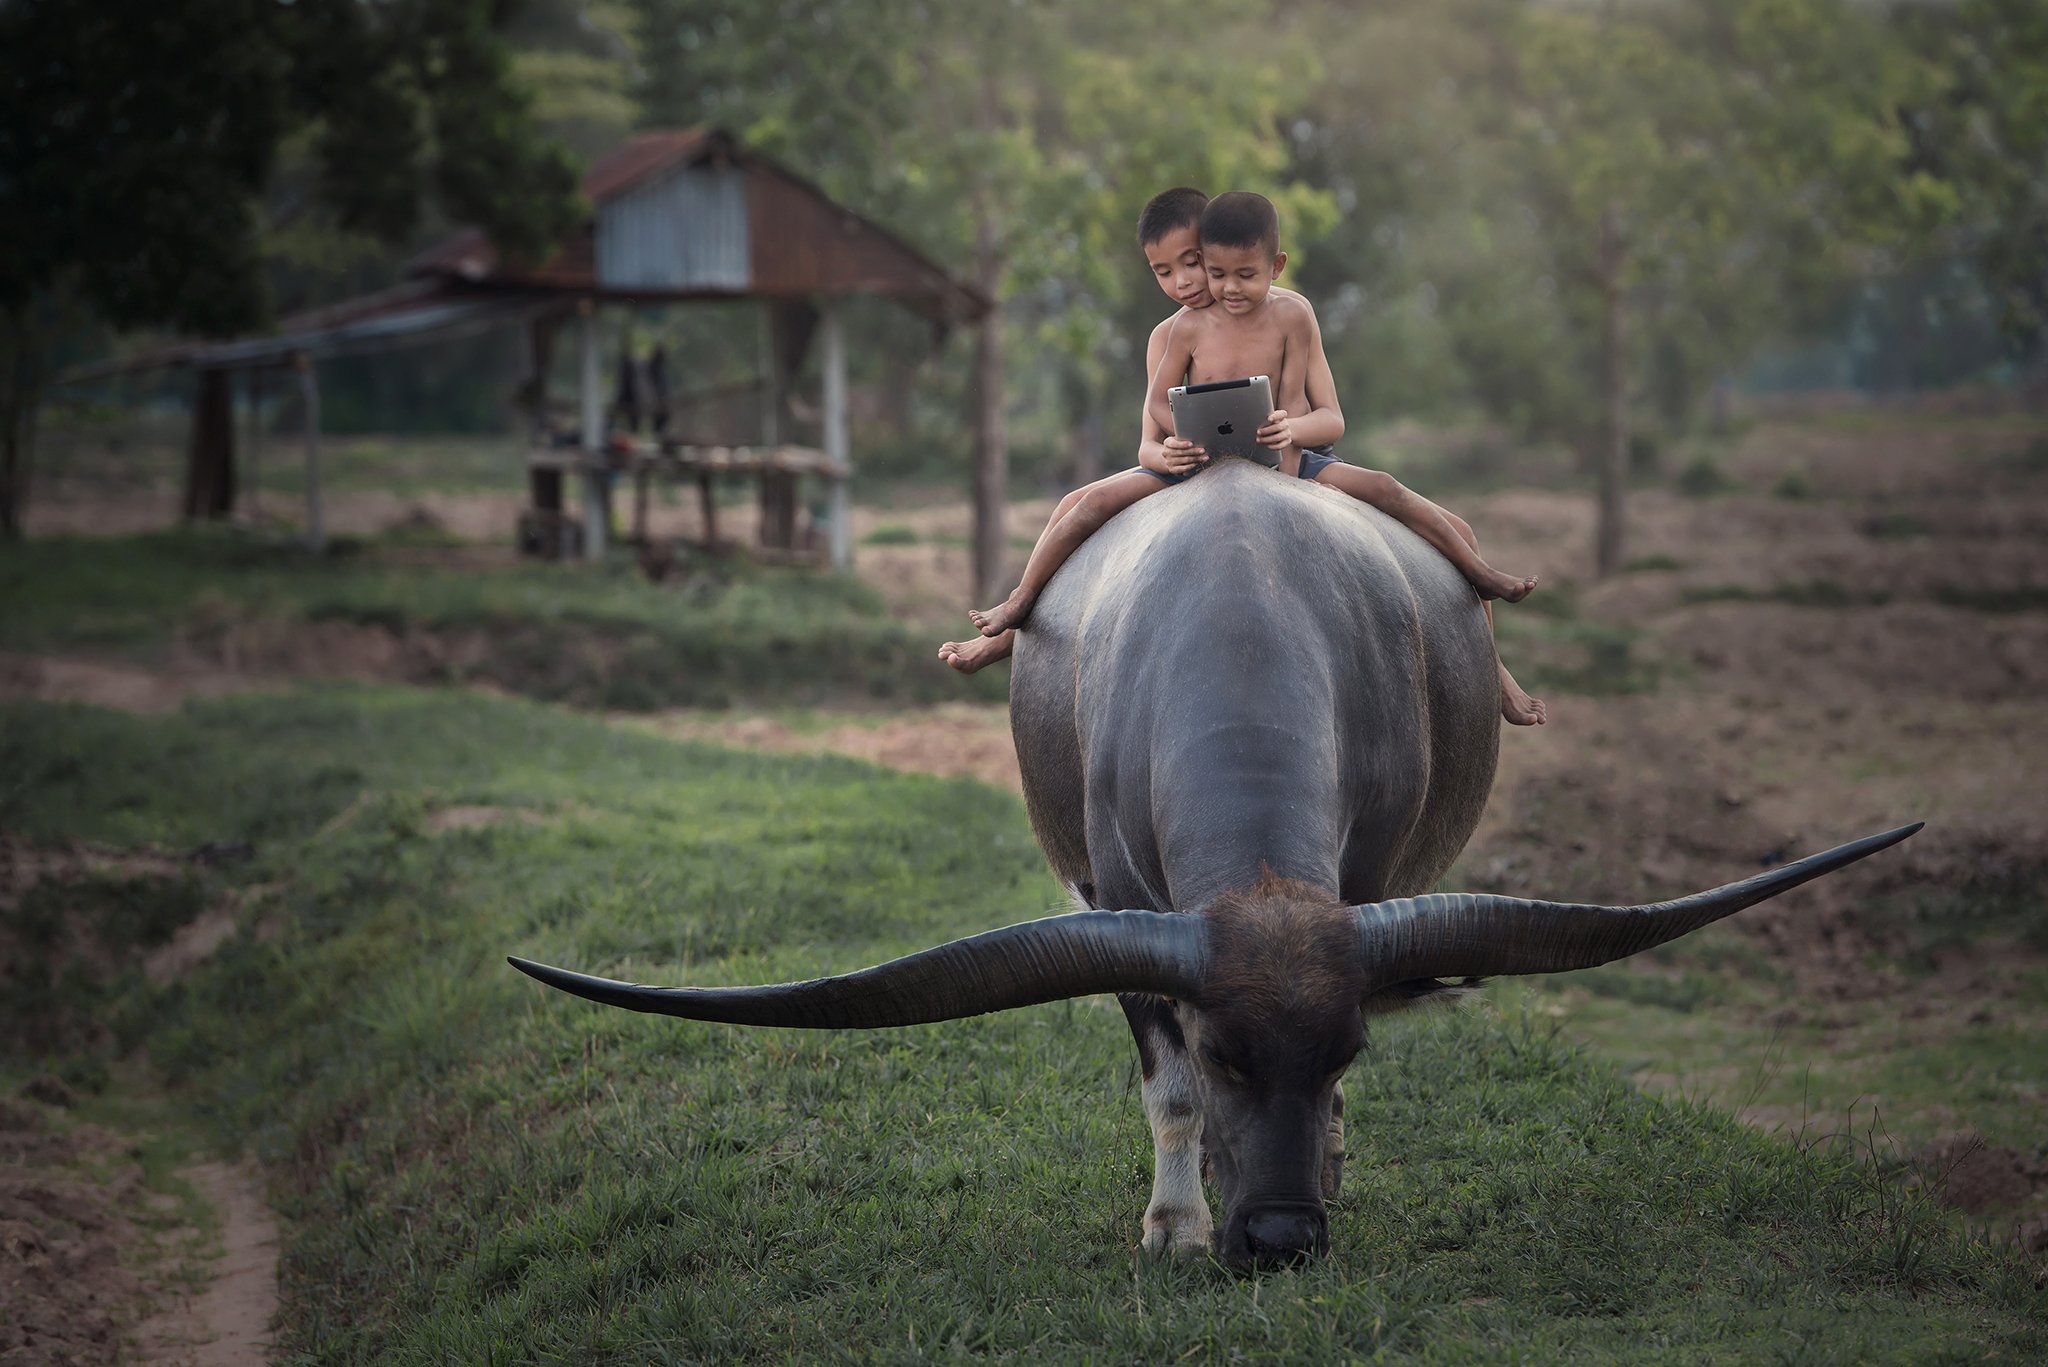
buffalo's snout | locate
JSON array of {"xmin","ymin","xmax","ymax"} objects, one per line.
[{"xmin": 1229, "ymin": 1206, "xmax": 1327, "ymax": 1269}]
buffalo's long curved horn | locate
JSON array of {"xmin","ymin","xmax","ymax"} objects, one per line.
[
  {"xmin": 1353, "ymin": 823, "xmax": 1921, "ymax": 985},
  {"xmin": 509, "ymin": 908, "xmax": 1206, "ymax": 1029}
]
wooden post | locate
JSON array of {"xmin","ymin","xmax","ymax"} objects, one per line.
[
  {"xmin": 758, "ymin": 303, "xmax": 781, "ymax": 446},
  {"xmin": 295, "ymin": 351, "xmax": 324, "ymax": 553},
  {"xmin": 578, "ymin": 302, "xmax": 607, "ymax": 561},
  {"xmin": 244, "ymin": 368, "xmax": 262, "ymax": 518},
  {"xmin": 631, "ymin": 463, "xmax": 651, "ymax": 546},
  {"xmin": 698, "ymin": 471, "xmax": 718, "ymax": 550},
  {"xmin": 182, "ymin": 368, "xmax": 235, "ymax": 520},
  {"xmin": 821, "ymin": 301, "xmax": 851, "ymax": 572}
]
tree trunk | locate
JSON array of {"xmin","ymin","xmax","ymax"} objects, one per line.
[
  {"xmin": 0, "ymin": 303, "xmax": 44, "ymax": 543},
  {"xmin": 183, "ymin": 367, "xmax": 236, "ymax": 520},
  {"xmin": 1073, "ymin": 379, "xmax": 1104, "ymax": 487},
  {"xmin": 969, "ymin": 76, "xmax": 1008, "ymax": 607},
  {"xmin": 1596, "ymin": 209, "xmax": 1629, "ymax": 578}
]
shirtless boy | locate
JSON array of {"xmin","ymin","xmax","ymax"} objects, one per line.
[{"xmin": 940, "ymin": 188, "xmax": 1546, "ymax": 726}]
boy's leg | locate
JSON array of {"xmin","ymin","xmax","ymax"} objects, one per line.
[
  {"xmin": 938, "ymin": 480, "xmax": 1094, "ymax": 673},
  {"xmin": 971, "ymin": 469, "xmax": 1171, "ymax": 636},
  {"xmin": 937, "ymin": 628, "xmax": 1014, "ymax": 674},
  {"xmin": 1314, "ymin": 465, "xmax": 1537, "ymax": 603},
  {"xmin": 1429, "ymin": 504, "xmax": 1545, "ymax": 726}
]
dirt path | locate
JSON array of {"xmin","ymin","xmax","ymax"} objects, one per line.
[
  {"xmin": 627, "ymin": 703, "xmax": 1020, "ymax": 792},
  {"xmin": 131, "ymin": 1163, "xmax": 278, "ymax": 1367}
]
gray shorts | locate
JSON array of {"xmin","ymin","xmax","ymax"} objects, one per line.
[{"xmin": 1138, "ymin": 445, "xmax": 1344, "ymax": 485}]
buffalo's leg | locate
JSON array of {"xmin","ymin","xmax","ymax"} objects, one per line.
[
  {"xmin": 1322, "ymin": 1082, "xmax": 1346, "ymax": 1200},
  {"xmin": 1119, "ymin": 992, "xmax": 1212, "ymax": 1257}
]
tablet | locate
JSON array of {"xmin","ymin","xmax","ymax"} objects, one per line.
[{"xmin": 1168, "ymin": 376, "xmax": 1279, "ymax": 467}]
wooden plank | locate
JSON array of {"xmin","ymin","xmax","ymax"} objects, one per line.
[
  {"xmin": 297, "ymin": 352, "xmax": 325, "ymax": 553},
  {"xmin": 579, "ymin": 305, "xmax": 607, "ymax": 560},
  {"xmin": 821, "ymin": 303, "xmax": 851, "ymax": 571}
]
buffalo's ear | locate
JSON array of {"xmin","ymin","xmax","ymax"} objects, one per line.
[{"xmin": 1359, "ymin": 977, "xmax": 1482, "ymax": 1017}]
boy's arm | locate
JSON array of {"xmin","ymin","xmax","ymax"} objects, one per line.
[
  {"xmin": 1142, "ymin": 316, "xmax": 1204, "ymax": 472},
  {"xmin": 1257, "ymin": 296, "xmax": 1345, "ymax": 452},
  {"xmin": 1136, "ymin": 317, "xmax": 1201, "ymax": 475}
]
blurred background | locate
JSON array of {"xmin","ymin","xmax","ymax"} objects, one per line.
[
  {"xmin": 2, "ymin": 3, "xmax": 2046, "ymax": 1350},
  {"xmin": 7, "ymin": 0, "xmax": 2044, "ymax": 561}
]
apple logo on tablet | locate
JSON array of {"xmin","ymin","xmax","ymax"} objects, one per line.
[{"xmin": 1217, "ymin": 421, "xmax": 1233, "ymax": 435}]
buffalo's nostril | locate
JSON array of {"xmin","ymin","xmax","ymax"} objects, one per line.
[{"xmin": 1243, "ymin": 1210, "xmax": 1323, "ymax": 1267}]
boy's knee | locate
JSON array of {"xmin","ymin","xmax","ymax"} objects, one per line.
[
  {"xmin": 1069, "ymin": 488, "xmax": 1119, "ymax": 532},
  {"xmin": 1446, "ymin": 511, "xmax": 1477, "ymax": 549},
  {"xmin": 1355, "ymin": 468, "xmax": 1400, "ymax": 503}
]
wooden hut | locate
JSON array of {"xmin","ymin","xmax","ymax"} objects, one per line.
[
  {"xmin": 407, "ymin": 128, "xmax": 987, "ymax": 566},
  {"xmin": 61, "ymin": 128, "xmax": 987, "ymax": 567}
]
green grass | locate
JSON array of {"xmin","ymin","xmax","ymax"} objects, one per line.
[
  {"xmin": 0, "ymin": 528, "xmax": 1004, "ymax": 708},
  {"xmin": 3, "ymin": 687, "xmax": 2040, "ymax": 1362},
  {"xmin": 1496, "ymin": 615, "xmax": 1666, "ymax": 696},
  {"xmin": 1675, "ymin": 454, "xmax": 1735, "ymax": 497},
  {"xmin": 1932, "ymin": 584, "xmax": 2048, "ymax": 614},
  {"xmin": 1861, "ymin": 513, "xmax": 1937, "ymax": 539},
  {"xmin": 1499, "ymin": 952, "xmax": 2048, "ymax": 1182},
  {"xmin": 1683, "ymin": 580, "xmax": 1894, "ymax": 610},
  {"xmin": 1621, "ymin": 552, "xmax": 1685, "ymax": 573}
]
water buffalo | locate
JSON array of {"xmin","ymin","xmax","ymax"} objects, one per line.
[{"xmin": 512, "ymin": 456, "xmax": 1917, "ymax": 1270}]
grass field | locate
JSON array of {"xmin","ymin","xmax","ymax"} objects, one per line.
[
  {"xmin": 0, "ymin": 529, "xmax": 1005, "ymax": 709},
  {"xmin": 3, "ymin": 686, "xmax": 2042, "ymax": 1362}
]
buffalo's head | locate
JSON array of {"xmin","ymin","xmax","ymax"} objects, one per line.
[{"xmin": 511, "ymin": 824, "xmax": 1917, "ymax": 1270}]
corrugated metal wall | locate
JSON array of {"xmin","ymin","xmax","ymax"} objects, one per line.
[{"xmin": 595, "ymin": 166, "xmax": 751, "ymax": 291}]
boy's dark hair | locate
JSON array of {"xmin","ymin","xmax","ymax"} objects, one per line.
[
  {"xmin": 1136, "ymin": 187, "xmax": 1209, "ymax": 247},
  {"xmin": 1199, "ymin": 191, "xmax": 1280, "ymax": 258}
]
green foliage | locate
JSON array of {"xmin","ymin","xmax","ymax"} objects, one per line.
[
  {"xmin": 0, "ymin": 0, "xmax": 580, "ymax": 332},
  {"xmin": 1494, "ymin": 616, "xmax": 1665, "ymax": 697},
  {"xmin": 1932, "ymin": 584, "xmax": 2048, "ymax": 613},
  {"xmin": 1683, "ymin": 581, "xmax": 1893, "ymax": 609},
  {"xmin": 1895, "ymin": 0, "xmax": 2048, "ymax": 357},
  {"xmin": 1622, "ymin": 553, "xmax": 1684, "ymax": 573},
  {"xmin": 1861, "ymin": 512, "xmax": 1936, "ymax": 539},
  {"xmin": 1773, "ymin": 468, "xmax": 1814, "ymax": 500},
  {"xmin": 1675, "ymin": 454, "xmax": 1734, "ymax": 497},
  {"xmin": 4, "ymin": 688, "xmax": 2042, "ymax": 1360}
]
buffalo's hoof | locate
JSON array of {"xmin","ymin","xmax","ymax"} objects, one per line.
[{"xmin": 1140, "ymin": 1206, "xmax": 1214, "ymax": 1259}]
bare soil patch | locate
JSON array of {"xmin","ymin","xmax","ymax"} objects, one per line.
[
  {"xmin": 0, "ymin": 653, "xmax": 266, "ymax": 715},
  {"xmin": 633, "ymin": 703, "xmax": 1020, "ymax": 792},
  {"xmin": 0, "ymin": 1097, "xmax": 152, "ymax": 1366},
  {"xmin": 422, "ymin": 805, "xmax": 550, "ymax": 834},
  {"xmin": 1915, "ymin": 1132, "xmax": 2048, "ymax": 1232}
]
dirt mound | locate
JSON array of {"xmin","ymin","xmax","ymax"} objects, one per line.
[
  {"xmin": 0, "ymin": 653, "xmax": 264, "ymax": 715},
  {"xmin": 0, "ymin": 1098, "xmax": 151, "ymax": 1366},
  {"xmin": 1915, "ymin": 1131, "xmax": 2048, "ymax": 1222}
]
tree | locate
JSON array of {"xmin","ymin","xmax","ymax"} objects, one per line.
[
  {"xmin": 1498, "ymin": 0, "xmax": 1950, "ymax": 572},
  {"xmin": 1896, "ymin": 0, "xmax": 2048, "ymax": 370},
  {"xmin": 636, "ymin": 0, "xmax": 1325, "ymax": 602},
  {"xmin": 0, "ymin": 0, "xmax": 583, "ymax": 539},
  {"xmin": 1287, "ymin": 0, "xmax": 1951, "ymax": 574}
]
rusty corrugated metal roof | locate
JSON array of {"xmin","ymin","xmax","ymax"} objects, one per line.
[
  {"xmin": 56, "ymin": 281, "xmax": 560, "ymax": 382},
  {"xmin": 404, "ymin": 127, "xmax": 988, "ymax": 323}
]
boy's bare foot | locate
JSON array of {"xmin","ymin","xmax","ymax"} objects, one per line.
[
  {"xmin": 1500, "ymin": 663, "xmax": 1546, "ymax": 726},
  {"xmin": 938, "ymin": 632, "xmax": 1014, "ymax": 674},
  {"xmin": 1475, "ymin": 568, "xmax": 1539, "ymax": 604},
  {"xmin": 968, "ymin": 592, "xmax": 1033, "ymax": 637}
]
